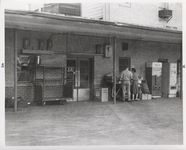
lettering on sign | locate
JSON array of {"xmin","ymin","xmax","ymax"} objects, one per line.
[{"xmin": 66, "ymin": 67, "xmax": 74, "ymax": 72}]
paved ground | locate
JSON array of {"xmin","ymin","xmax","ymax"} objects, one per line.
[{"xmin": 5, "ymin": 98, "xmax": 183, "ymax": 146}]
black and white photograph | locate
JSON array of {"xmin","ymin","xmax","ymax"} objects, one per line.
[{"xmin": 0, "ymin": 0, "xmax": 185, "ymax": 149}]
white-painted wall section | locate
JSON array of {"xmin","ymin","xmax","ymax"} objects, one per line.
[{"xmin": 82, "ymin": 3, "xmax": 182, "ymax": 31}]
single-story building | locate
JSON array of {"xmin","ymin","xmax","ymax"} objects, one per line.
[{"xmin": 5, "ymin": 10, "xmax": 182, "ymax": 110}]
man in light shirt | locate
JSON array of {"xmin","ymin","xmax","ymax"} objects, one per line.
[{"xmin": 120, "ymin": 67, "xmax": 133, "ymax": 101}]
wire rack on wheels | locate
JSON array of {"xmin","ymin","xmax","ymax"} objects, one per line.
[
  {"xmin": 40, "ymin": 66, "xmax": 66, "ymax": 105},
  {"xmin": 63, "ymin": 67, "xmax": 75, "ymax": 101}
]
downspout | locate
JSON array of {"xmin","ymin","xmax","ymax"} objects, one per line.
[
  {"xmin": 14, "ymin": 30, "xmax": 17, "ymax": 112},
  {"xmin": 181, "ymin": 42, "xmax": 182, "ymax": 99},
  {"xmin": 113, "ymin": 36, "xmax": 117, "ymax": 104}
]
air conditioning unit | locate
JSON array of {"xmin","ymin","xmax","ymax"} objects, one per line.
[{"xmin": 159, "ymin": 9, "xmax": 172, "ymax": 19}]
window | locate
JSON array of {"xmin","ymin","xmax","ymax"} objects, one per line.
[
  {"xmin": 119, "ymin": 57, "xmax": 131, "ymax": 73},
  {"xmin": 122, "ymin": 42, "xmax": 128, "ymax": 51}
]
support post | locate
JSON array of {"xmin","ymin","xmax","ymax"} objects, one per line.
[
  {"xmin": 180, "ymin": 43, "xmax": 182, "ymax": 99},
  {"xmin": 113, "ymin": 37, "xmax": 117, "ymax": 104},
  {"xmin": 14, "ymin": 30, "xmax": 18, "ymax": 112}
]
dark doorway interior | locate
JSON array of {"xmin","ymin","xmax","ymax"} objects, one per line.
[
  {"xmin": 64, "ymin": 57, "xmax": 93, "ymax": 101},
  {"xmin": 119, "ymin": 57, "xmax": 131, "ymax": 73}
]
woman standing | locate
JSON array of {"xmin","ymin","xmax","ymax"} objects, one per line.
[{"xmin": 131, "ymin": 68, "xmax": 139, "ymax": 100}]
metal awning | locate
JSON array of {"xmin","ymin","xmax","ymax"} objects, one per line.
[{"xmin": 5, "ymin": 9, "xmax": 182, "ymax": 43}]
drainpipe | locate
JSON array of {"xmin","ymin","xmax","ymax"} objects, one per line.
[
  {"xmin": 113, "ymin": 36, "xmax": 117, "ymax": 104},
  {"xmin": 14, "ymin": 30, "xmax": 18, "ymax": 112},
  {"xmin": 181, "ymin": 43, "xmax": 182, "ymax": 99}
]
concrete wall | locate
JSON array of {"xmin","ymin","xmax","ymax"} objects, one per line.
[
  {"xmin": 109, "ymin": 3, "xmax": 182, "ymax": 31},
  {"xmin": 5, "ymin": 29, "xmax": 67, "ymax": 87},
  {"xmin": 5, "ymin": 29, "xmax": 14, "ymax": 87},
  {"xmin": 82, "ymin": 3, "xmax": 103, "ymax": 19},
  {"xmin": 5, "ymin": 29, "xmax": 181, "ymax": 102}
]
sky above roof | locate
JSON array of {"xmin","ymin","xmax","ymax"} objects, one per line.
[
  {"xmin": 4, "ymin": 0, "xmax": 182, "ymax": 11},
  {"xmin": 4, "ymin": 0, "xmax": 44, "ymax": 10}
]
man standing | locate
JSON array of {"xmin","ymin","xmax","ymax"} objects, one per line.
[{"xmin": 120, "ymin": 67, "xmax": 133, "ymax": 101}]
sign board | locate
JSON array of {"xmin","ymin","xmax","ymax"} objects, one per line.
[
  {"xmin": 169, "ymin": 63, "xmax": 177, "ymax": 86},
  {"xmin": 169, "ymin": 63, "xmax": 177, "ymax": 96},
  {"xmin": 66, "ymin": 67, "xmax": 74, "ymax": 72},
  {"xmin": 105, "ymin": 45, "xmax": 112, "ymax": 58},
  {"xmin": 152, "ymin": 62, "xmax": 162, "ymax": 77},
  {"xmin": 40, "ymin": 54, "xmax": 66, "ymax": 67}
]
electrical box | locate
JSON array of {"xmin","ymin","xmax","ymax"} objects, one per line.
[
  {"xmin": 101, "ymin": 88, "xmax": 108, "ymax": 102},
  {"xmin": 146, "ymin": 62, "xmax": 162, "ymax": 98},
  {"xmin": 105, "ymin": 45, "xmax": 112, "ymax": 58},
  {"xmin": 162, "ymin": 63, "xmax": 177, "ymax": 98}
]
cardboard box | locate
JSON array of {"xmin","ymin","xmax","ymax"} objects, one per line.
[
  {"xmin": 142, "ymin": 94, "xmax": 152, "ymax": 100},
  {"xmin": 101, "ymin": 88, "xmax": 108, "ymax": 102}
]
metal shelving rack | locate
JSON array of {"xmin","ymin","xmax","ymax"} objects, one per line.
[{"xmin": 35, "ymin": 65, "xmax": 66, "ymax": 105}]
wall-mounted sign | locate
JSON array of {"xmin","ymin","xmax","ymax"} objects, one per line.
[
  {"xmin": 152, "ymin": 62, "xmax": 162, "ymax": 77},
  {"xmin": 105, "ymin": 45, "xmax": 112, "ymax": 58},
  {"xmin": 23, "ymin": 38, "xmax": 30, "ymax": 49},
  {"xmin": 118, "ymin": 2, "xmax": 131, "ymax": 8},
  {"xmin": 95, "ymin": 44, "xmax": 103, "ymax": 54},
  {"xmin": 38, "ymin": 39, "xmax": 46, "ymax": 50},
  {"xmin": 169, "ymin": 63, "xmax": 177, "ymax": 86},
  {"xmin": 47, "ymin": 39, "xmax": 53, "ymax": 50},
  {"xmin": 66, "ymin": 67, "xmax": 74, "ymax": 72}
]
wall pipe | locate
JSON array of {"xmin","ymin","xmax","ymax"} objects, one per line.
[{"xmin": 14, "ymin": 30, "xmax": 18, "ymax": 112}]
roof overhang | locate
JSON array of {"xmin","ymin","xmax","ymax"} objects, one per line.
[{"xmin": 5, "ymin": 10, "xmax": 182, "ymax": 44}]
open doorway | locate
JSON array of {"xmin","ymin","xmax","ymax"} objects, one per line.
[
  {"xmin": 119, "ymin": 57, "xmax": 131, "ymax": 73},
  {"xmin": 64, "ymin": 57, "xmax": 93, "ymax": 101}
]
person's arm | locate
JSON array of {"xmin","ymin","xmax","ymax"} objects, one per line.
[
  {"xmin": 120, "ymin": 71, "xmax": 123, "ymax": 81},
  {"xmin": 130, "ymin": 72, "xmax": 133, "ymax": 81}
]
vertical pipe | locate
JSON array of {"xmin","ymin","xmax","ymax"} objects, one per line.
[
  {"xmin": 181, "ymin": 43, "xmax": 182, "ymax": 99},
  {"xmin": 113, "ymin": 36, "xmax": 117, "ymax": 104},
  {"xmin": 76, "ymin": 58, "xmax": 80, "ymax": 102},
  {"xmin": 14, "ymin": 30, "xmax": 17, "ymax": 112},
  {"xmin": 66, "ymin": 33, "xmax": 69, "ymax": 55}
]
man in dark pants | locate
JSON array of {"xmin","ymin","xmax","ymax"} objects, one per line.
[{"xmin": 120, "ymin": 67, "xmax": 133, "ymax": 101}]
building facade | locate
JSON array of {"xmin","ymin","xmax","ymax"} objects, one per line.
[
  {"xmin": 5, "ymin": 9, "xmax": 182, "ymax": 107},
  {"xmin": 36, "ymin": 3, "xmax": 81, "ymax": 16},
  {"xmin": 82, "ymin": 2, "xmax": 182, "ymax": 31}
]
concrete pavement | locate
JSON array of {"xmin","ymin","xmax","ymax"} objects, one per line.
[{"xmin": 5, "ymin": 98, "xmax": 183, "ymax": 145}]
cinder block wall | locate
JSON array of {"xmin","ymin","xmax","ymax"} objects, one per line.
[
  {"xmin": 5, "ymin": 29, "xmax": 181, "ymax": 102},
  {"xmin": 115, "ymin": 39, "xmax": 181, "ymax": 78},
  {"xmin": 5, "ymin": 29, "xmax": 109, "ymax": 102}
]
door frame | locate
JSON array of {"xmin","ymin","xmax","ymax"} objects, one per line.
[{"xmin": 66, "ymin": 55, "xmax": 94, "ymax": 101}]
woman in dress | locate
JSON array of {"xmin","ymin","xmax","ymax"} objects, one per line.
[{"xmin": 131, "ymin": 68, "xmax": 139, "ymax": 100}]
